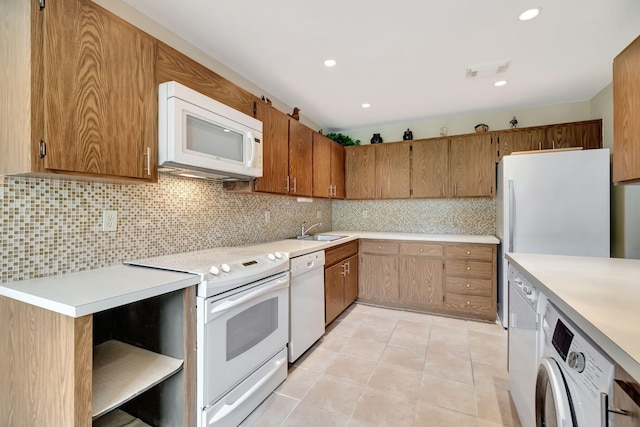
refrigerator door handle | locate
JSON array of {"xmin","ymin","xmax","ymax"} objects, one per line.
[{"xmin": 508, "ymin": 179, "xmax": 514, "ymax": 253}]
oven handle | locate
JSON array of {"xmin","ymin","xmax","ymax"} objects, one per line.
[{"xmin": 207, "ymin": 277, "xmax": 289, "ymax": 321}]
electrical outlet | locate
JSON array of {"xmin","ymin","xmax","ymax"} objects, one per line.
[
  {"xmin": 317, "ymin": 210, "xmax": 322, "ymax": 219},
  {"xmin": 103, "ymin": 210, "xmax": 117, "ymax": 232},
  {"xmin": 362, "ymin": 210, "xmax": 368, "ymax": 219},
  {"xmin": 265, "ymin": 211, "xmax": 270, "ymax": 223}
]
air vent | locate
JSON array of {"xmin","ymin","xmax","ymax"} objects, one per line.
[{"xmin": 465, "ymin": 60, "xmax": 511, "ymax": 79}]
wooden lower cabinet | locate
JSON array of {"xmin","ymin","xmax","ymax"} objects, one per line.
[
  {"xmin": 399, "ymin": 256, "xmax": 444, "ymax": 309},
  {"xmin": 324, "ymin": 241, "xmax": 359, "ymax": 325},
  {"xmin": 612, "ymin": 364, "xmax": 640, "ymax": 426},
  {"xmin": 358, "ymin": 239, "xmax": 497, "ymax": 321}
]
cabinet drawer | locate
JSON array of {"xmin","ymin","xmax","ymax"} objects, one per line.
[
  {"xmin": 446, "ymin": 293, "xmax": 493, "ymax": 315},
  {"xmin": 325, "ymin": 240, "xmax": 359, "ymax": 267},
  {"xmin": 399, "ymin": 242, "xmax": 443, "ymax": 257},
  {"xmin": 445, "ymin": 244, "xmax": 493, "ymax": 260},
  {"xmin": 446, "ymin": 260, "xmax": 493, "ymax": 279},
  {"xmin": 446, "ymin": 277, "xmax": 492, "ymax": 297},
  {"xmin": 360, "ymin": 240, "xmax": 399, "ymax": 255}
]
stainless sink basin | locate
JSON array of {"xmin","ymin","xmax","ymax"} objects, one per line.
[{"xmin": 294, "ymin": 235, "xmax": 347, "ymax": 241}]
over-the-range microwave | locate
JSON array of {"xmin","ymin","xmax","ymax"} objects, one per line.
[{"xmin": 158, "ymin": 81, "xmax": 263, "ymax": 180}]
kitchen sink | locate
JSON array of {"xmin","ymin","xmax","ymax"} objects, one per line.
[{"xmin": 293, "ymin": 235, "xmax": 347, "ymax": 241}]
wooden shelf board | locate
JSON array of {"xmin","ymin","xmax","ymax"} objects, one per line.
[
  {"xmin": 93, "ymin": 409, "xmax": 150, "ymax": 427},
  {"xmin": 92, "ymin": 340, "xmax": 183, "ymax": 419}
]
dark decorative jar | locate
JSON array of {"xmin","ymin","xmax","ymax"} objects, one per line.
[
  {"xmin": 370, "ymin": 133, "xmax": 383, "ymax": 144},
  {"xmin": 403, "ymin": 129, "xmax": 413, "ymax": 140}
]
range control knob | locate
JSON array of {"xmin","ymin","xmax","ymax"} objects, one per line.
[
  {"xmin": 209, "ymin": 266, "xmax": 220, "ymax": 276},
  {"xmin": 267, "ymin": 253, "xmax": 276, "ymax": 261},
  {"xmin": 274, "ymin": 252, "xmax": 283, "ymax": 259},
  {"xmin": 567, "ymin": 351, "xmax": 586, "ymax": 373},
  {"xmin": 221, "ymin": 264, "xmax": 231, "ymax": 273}
]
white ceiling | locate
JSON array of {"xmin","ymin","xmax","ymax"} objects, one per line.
[{"xmin": 122, "ymin": 0, "xmax": 640, "ymax": 131}]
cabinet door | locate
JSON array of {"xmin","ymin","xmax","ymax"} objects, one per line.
[
  {"xmin": 254, "ymin": 104, "xmax": 289, "ymax": 194},
  {"xmin": 449, "ymin": 134, "xmax": 494, "ymax": 197},
  {"xmin": 376, "ymin": 142, "xmax": 411, "ymax": 199},
  {"xmin": 345, "ymin": 145, "xmax": 376, "ymax": 199},
  {"xmin": 614, "ymin": 36, "xmax": 640, "ymax": 183},
  {"xmin": 497, "ymin": 129, "xmax": 545, "ymax": 159},
  {"xmin": 343, "ymin": 255, "xmax": 359, "ymax": 306},
  {"xmin": 412, "ymin": 138, "xmax": 449, "ymax": 198},
  {"xmin": 359, "ymin": 253, "xmax": 398, "ymax": 303},
  {"xmin": 544, "ymin": 121, "xmax": 602, "ymax": 150},
  {"xmin": 399, "ymin": 256, "xmax": 444, "ymax": 308},
  {"xmin": 312, "ymin": 133, "xmax": 332, "ymax": 198},
  {"xmin": 44, "ymin": 0, "xmax": 156, "ymax": 180},
  {"xmin": 331, "ymin": 141, "xmax": 346, "ymax": 199},
  {"xmin": 612, "ymin": 365, "xmax": 640, "ymax": 427},
  {"xmin": 325, "ymin": 263, "xmax": 345, "ymax": 325},
  {"xmin": 288, "ymin": 120, "xmax": 313, "ymax": 196}
]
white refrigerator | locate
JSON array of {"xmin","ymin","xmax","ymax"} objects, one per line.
[{"xmin": 496, "ymin": 148, "xmax": 610, "ymax": 327}]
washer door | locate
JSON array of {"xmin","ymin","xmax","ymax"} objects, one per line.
[{"xmin": 535, "ymin": 358, "xmax": 575, "ymax": 427}]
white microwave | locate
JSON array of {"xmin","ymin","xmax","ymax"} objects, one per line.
[{"xmin": 158, "ymin": 81, "xmax": 263, "ymax": 180}]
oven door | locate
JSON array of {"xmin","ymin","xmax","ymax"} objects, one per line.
[
  {"xmin": 535, "ymin": 357, "xmax": 576, "ymax": 427},
  {"xmin": 197, "ymin": 271, "xmax": 289, "ymax": 408}
]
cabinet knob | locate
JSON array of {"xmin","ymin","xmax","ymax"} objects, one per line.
[
  {"xmin": 466, "ymin": 266, "xmax": 471, "ymax": 270},
  {"xmin": 466, "ymin": 251, "xmax": 471, "ymax": 255},
  {"xmin": 466, "ymin": 301, "xmax": 471, "ymax": 305},
  {"xmin": 420, "ymin": 248, "xmax": 424, "ymax": 252},
  {"xmin": 378, "ymin": 246, "xmax": 381, "ymax": 250},
  {"xmin": 466, "ymin": 283, "xmax": 470, "ymax": 288}
]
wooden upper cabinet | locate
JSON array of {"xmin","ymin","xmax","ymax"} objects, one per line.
[
  {"xmin": 1, "ymin": 0, "xmax": 157, "ymax": 181},
  {"xmin": 544, "ymin": 120, "xmax": 602, "ymax": 150},
  {"xmin": 254, "ymin": 104, "xmax": 289, "ymax": 194},
  {"xmin": 312, "ymin": 133, "xmax": 345, "ymax": 199},
  {"xmin": 614, "ymin": 35, "xmax": 640, "ymax": 183},
  {"xmin": 497, "ymin": 128, "xmax": 545, "ymax": 159},
  {"xmin": 376, "ymin": 142, "xmax": 411, "ymax": 199},
  {"xmin": 331, "ymin": 141, "xmax": 346, "ymax": 199},
  {"xmin": 346, "ymin": 145, "xmax": 377, "ymax": 199},
  {"xmin": 313, "ymin": 133, "xmax": 332, "ymax": 198},
  {"xmin": 412, "ymin": 138, "xmax": 449, "ymax": 198},
  {"xmin": 288, "ymin": 119, "xmax": 313, "ymax": 197},
  {"xmin": 449, "ymin": 134, "xmax": 494, "ymax": 197},
  {"xmin": 44, "ymin": 0, "xmax": 156, "ymax": 180}
]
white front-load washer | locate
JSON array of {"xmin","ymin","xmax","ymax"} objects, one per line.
[{"xmin": 536, "ymin": 301, "xmax": 614, "ymax": 426}]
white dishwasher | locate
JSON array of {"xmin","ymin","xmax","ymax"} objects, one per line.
[{"xmin": 289, "ymin": 250, "xmax": 325, "ymax": 363}]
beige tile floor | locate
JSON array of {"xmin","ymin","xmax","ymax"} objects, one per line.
[{"xmin": 241, "ymin": 303, "xmax": 522, "ymax": 427}]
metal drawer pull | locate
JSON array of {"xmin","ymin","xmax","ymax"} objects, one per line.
[{"xmin": 601, "ymin": 392, "xmax": 630, "ymax": 427}]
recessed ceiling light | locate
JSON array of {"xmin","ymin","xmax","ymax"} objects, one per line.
[
  {"xmin": 324, "ymin": 59, "xmax": 337, "ymax": 67},
  {"xmin": 494, "ymin": 80, "xmax": 508, "ymax": 87},
  {"xmin": 361, "ymin": 103, "xmax": 371, "ymax": 108},
  {"xmin": 519, "ymin": 7, "xmax": 541, "ymax": 21}
]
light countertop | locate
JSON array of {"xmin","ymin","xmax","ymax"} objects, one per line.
[
  {"xmin": 0, "ymin": 265, "xmax": 199, "ymax": 317},
  {"xmin": 254, "ymin": 232, "xmax": 498, "ymax": 258},
  {"xmin": 0, "ymin": 231, "xmax": 497, "ymax": 317},
  {"xmin": 506, "ymin": 252, "xmax": 640, "ymax": 382}
]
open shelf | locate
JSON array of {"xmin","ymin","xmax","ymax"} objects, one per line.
[
  {"xmin": 93, "ymin": 409, "xmax": 151, "ymax": 427},
  {"xmin": 92, "ymin": 340, "xmax": 183, "ymax": 419}
]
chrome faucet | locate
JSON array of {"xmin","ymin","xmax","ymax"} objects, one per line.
[{"xmin": 299, "ymin": 221, "xmax": 322, "ymax": 238}]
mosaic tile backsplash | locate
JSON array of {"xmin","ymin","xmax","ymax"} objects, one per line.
[
  {"xmin": 332, "ymin": 199, "xmax": 496, "ymax": 235},
  {"xmin": 1, "ymin": 175, "xmax": 332, "ymax": 283},
  {"xmin": 2, "ymin": 175, "xmax": 495, "ymax": 284}
]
